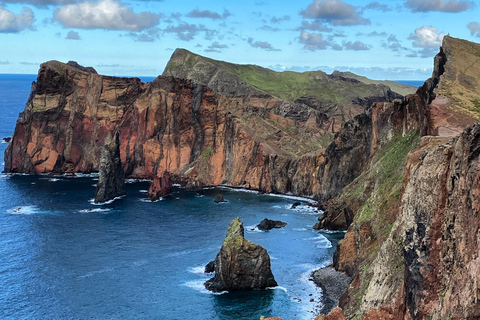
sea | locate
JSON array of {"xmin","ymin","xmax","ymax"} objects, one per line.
[{"xmin": 0, "ymin": 74, "xmax": 347, "ymax": 320}]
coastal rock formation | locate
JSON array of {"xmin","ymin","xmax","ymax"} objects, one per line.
[
  {"xmin": 213, "ymin": 194, "xmax": 227, "ymax": 203},
  {"xmin": 148, "ymin": 171, "xmax": 172, "ymax": 201},
  {"xmin": 317, "ymin": 36, "xmax": 480, "ymax": 319},
  {"xmin": 256, "ymin": 218, "xmax": 287, "ymax": 231},
  {"xmin": 94, "ymin": 132, "xmax": 126, "ymax": 203},
  {"xmin": 4, "ymin": 54, "xmax": 404, "ymax": 202},
  {"xmin": 205, "ymin": 217, "xmax": 277, "ymax": 292}
]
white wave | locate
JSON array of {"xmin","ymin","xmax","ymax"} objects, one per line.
[
  {"xmin": 245, "ymin": 225, "xmax": 263, "ymax": 233},
  {"xmin": 49, "ymin": 178, "xmax": 60, "ymax": 182},
  {"xmin": 7, "ymin": 205, "xmax": 38, "ymax": 215},
  {"xmin": 74, "ymin": 172, "xmax": 99, "ymax": 178},
  {"xmin": 269, "ymin": 285, "xmax": 288, "ymax": 293},
  {"xmin": 217, "ymin": 186, "xmax": 259, "ymax": 194},
  {"xmin": 78, "ymin": 208, "xmax": 112, "ymax": 213},
  {"xmin": 78, "ymin": 267, "xmax": 115, "ymax": 279},
  {"xmin": 139, "ymin": 197, "xmax": 163, "ymax": 203},
  {"xmin": 293, "ymin": 227, "xmax": 308, "ymax": 231},
  {"xmin": 183, "ymin": 280, "xmax": 227, "ymax": 295},
  {"xmin": 88, "ymin": 195, "xmax": 125, "ymax": 205},
  {"xmin": 139, "ymin": 189, "xmax": 148, "ymax": 193},
  {"xmin": 189, "ymin": 266, "xmax": 207, "ymax": 274},
  {"xmin": 172, "ymin": 183, "xmax": 182, "ymax": 187},
  {"xmin": 195, "ymin": 194, "xmax": 205, "ymax": 197},
  {"xmin": 303, "ymin": 234, "xmax": 333, "ymax": 249},
  {"xmin": 125, "ymin": 179, "xmax": 138, "ymax": 184}
]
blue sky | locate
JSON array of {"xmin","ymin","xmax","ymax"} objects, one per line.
[{"xmin": 0, "ymin": 0, "xmax": 479, "ymax": 80}]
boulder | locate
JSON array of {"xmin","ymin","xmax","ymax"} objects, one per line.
[
  {"xmin": 2, "ymin": 137, "xmax": 11, "ymax": 143},
  {"xmin": 205, "ymin": 217, "xmax": 277, "ymax": 292},
  {"xmin": 257, "ymin": 218, "xmax": 287, "ymax": 231},
  {"xmin": 94, "ymin": 132, "xmax": 126, "ymax": 203},
  {"xmin": 148, "ymin": 171, "xmax": 172, "ymax": 201},
  {"xmin": 290, "ymin": 201, "xmax": 301, "ymax": 209},
  {"xmin": 214, "ymin": 194, "xmax": 227, "ymax": 203}
]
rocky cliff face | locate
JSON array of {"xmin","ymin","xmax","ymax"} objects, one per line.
[
  {"xmin": 4, "ymin": 60, "xmax": 330, "ymax": 196},
  {"xmin": 319, "ymin": 36, "xmax": 480, "ymax": 320},
  {"xmin": 205, "ymin": 217, "xmax": 277, "ymax": 292},
  {"xmin": 4, "ymin": 55, "xmax": 398, "ymax": 202}
]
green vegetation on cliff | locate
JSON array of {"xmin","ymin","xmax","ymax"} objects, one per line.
[{"xmin": 163, "ymin": 48, "xmax": 408, "ymax": 104}]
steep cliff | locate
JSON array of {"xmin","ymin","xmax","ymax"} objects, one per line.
[
  {"xmin": 5, "ymin": 59, "xmax": 330, "ymax": 196},
  {"xmin": 318, "ymin": 36, "xmax": 480, "ymax": 320},
  {"xmin": 4, "ymin": 53, "xmax": 402, "ymax": 201}
]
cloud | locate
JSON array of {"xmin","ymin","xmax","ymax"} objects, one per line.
[
  {"xmin": 299, "ymin": 31, "xmax": 331, "ymax": 50},
  {"xmin": 0, "ymin": 60, "xmax": 10, "ymax": 65},
  {"xmin": 128, "ymin": 27, "xmax": 160, "ymax": 42},
  {"xmin": 343, "ymin": 40, "xmax": 369, "ymax": 50},
  {"xmin": 405, "ymin": 0, "xmax": 475, "ymax": 13},
  {"xmin": 271, "ymin": 15, "xmax": 290, "ymax": 23},
  {"xmin": 364, "ymin": 1, "xmax": 391, "ymax": 11},
  {"xmin": 247, "ymin": 37, "xmax": 280, "ymax": 51},
  {"xmin": 299, "ymin": 20, "xmax": 332, "ymax": 31},
  {"xmin": 0, "ymin": 6, "xmax": 35, "ymax": 33},
  {"xmin": 468, "ymin": 22, "xmax": 480, "ymax": 37},
  {"xmin": 382, "ymin": 34, "xmax": 408, "ymax": 52},
  {"xmin": 53, "ymin": 0, "xmax": 161, "ymax": 31},
  {"xmin": 204, "ymin": 41, "xmax": 228, "ymax": 53},
  {"xmin": 300, "ymin": 0, "xmax": 370, "ymax": 26},
  {"xmin": 187, "ymin": 8, "xmax": 230, "ymax": 20},
  {"xmin": 408, "ymin": 25, "xmax": 444, "ymax": 57},
  {"xmin": 258, "ymin": 25, "xmax": 280, "ymax": 32},
  {"xmin": 409, "ymin": 25, "xmax": 444, "ymax": 48},
  {"xmin": 1, "ymin": 0, "xmax": 77, "ymax": 7},
  {"xmin": 20, "ymin": 61, "xmax": 39, "ymax": 65},
  {"xmin": 65, "ymin": 30, "xmax": 80, "ymax": 39},
  {"xmin": 164, "ymin": 23, "xmax": 207, "ymax": 41}
]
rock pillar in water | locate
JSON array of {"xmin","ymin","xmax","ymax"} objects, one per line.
[
  {"xmin": 94, "ymin": 132, "xmax": 126, "ymax": 203},
  {"xmin": 205, "ymin": 217, "xmax": 277, "ymax": 292},
  {"xmin": 148, "ymin": 171, "xmax": 172, "ymax": 201}
]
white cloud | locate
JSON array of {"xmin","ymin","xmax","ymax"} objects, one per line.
[
  {"xmin": 405, "ymin": 0, "xmax": 475, "ymax": 12},
  {"xmin": 468, "ymin": 22, "xmax": 480, "ymax": 37},
  {"xmin": 0, "ymin": 6, "xmax": 35, "ymax": 33},
  {"xmin": 300, "ymin": 0, "xmax": 370, "ymax": 26},
  {"xmin": 54, "ymin": 0, "xmax": 161, "ymax": 31},
  {"xmin": 299, "ymin": 31, "xmax": 331, "ymax": 50},
  {"xmin": 409, "ymin": 25, "xmax": 445, "ymax": 48},
  {"xmin": 1, "ymin": 0, "xmax": 77, "ymax": 7}
]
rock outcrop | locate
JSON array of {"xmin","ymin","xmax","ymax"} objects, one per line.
[
  {"xmin": 256, "ymin": 218, "xmax": 287, "ymax": 231},
  {"xmin": 148, "ymin": 171, "xmax": 172, "ymax": 201},
  {"xmin": 317, "ymin": 36, "xmax": 480, "ymax": 320},
  {"xmin": 205, "ymin": 217, "xmax": 277, "ymax": 292},
  {"xmin": 94, "ymin": 132, "xmax": 126, "ymax": 203}
]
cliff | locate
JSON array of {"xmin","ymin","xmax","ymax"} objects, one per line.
[
  {"xmin": 318, "ymin": 36, "xmax": 480, "ymax": 319},
  {"xmin": 4, "ymin": 53, "xmax": 403, "ymax": 201}
]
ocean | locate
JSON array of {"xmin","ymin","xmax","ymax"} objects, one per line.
[{"xmin": 0, "ymin": 74, "xmax": 344, "ymax": 319}]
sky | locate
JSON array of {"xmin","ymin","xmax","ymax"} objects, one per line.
[{"xmin": 1, "ymin": 0, "xmax": 480, "ymax": 80}]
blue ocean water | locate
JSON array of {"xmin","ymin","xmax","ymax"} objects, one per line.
[
  {"xmin": 0, "ymin": 74, "xmax": 344, "ymax": 320},
  {"xmin": 394, "ymin": 80, "xmax": 425, "ymax": 87}
]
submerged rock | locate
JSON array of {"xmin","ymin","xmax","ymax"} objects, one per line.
[
  {"xmin": 94, "ymin": 132, "xmax": 126, "ymax": 203},
  {"xmin": 257, "ymin": 218, "xmax": 287, "ymax": 231},
  {"xmin": 205, "ymin": 217, "xmax": 277, "ymax": 292},
  {"xmin": 214, "ymin": 194, "xmax": 227, "ymax": 203},
  {"xmin": 148, "ymin": 171, "xmax": 172, "ymax": 201}
]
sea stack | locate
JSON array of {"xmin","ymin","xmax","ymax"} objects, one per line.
[
  {"xmin": 205, "ymin": 217, "xmax": 277, "ymax": 292},
  {"xmin": 148, "ymin": 171, "xmax": 172, "ymax": 201},
  {"xmin": 94, "ymin": 132, "xmax": 126, "ymax": 203}
]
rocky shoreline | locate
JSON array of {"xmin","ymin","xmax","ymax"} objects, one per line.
[{"xmin": 311, "ymin": 267, "xmax": 351, "ymax": 315}]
